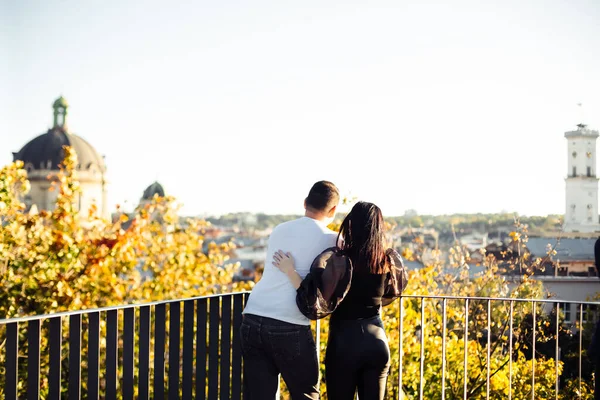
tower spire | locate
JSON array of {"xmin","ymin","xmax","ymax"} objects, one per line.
[{"xmin": 53, "ymin": 96, "xmax": 69, "ymax": 129}]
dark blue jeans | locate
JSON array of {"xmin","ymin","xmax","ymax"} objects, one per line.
[{"xmin": 241, "ymin": 314, "xmax": 319, "ymax": 400}]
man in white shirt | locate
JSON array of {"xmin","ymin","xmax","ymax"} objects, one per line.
[{"xmin": 241, "ymin": 181, "xmax": 340, "ymax": 400}]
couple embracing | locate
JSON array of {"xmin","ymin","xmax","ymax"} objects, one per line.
[{"xmin": 240, "ymin": 181, "xmax": 408, "ymax": 400}]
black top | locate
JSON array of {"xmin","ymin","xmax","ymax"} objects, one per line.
[
  {"xmin": 331, "ymin": 267, "xmax": 387, "ymax": 320},
  {"xmin": 294, "ymin": 248, "xmax": 407, "ymax": 321}
]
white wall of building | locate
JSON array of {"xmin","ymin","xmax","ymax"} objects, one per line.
[
  {"xmin": 25, "ymin": 169, "xmax": 109, "ymax": 219},
  {"xmin": 508, "ymin": 277, "xmax": 600, "ymax": 323},
  {"xmin": 564, "ymin": 126, "xmax": 600, "ymax": 232}
]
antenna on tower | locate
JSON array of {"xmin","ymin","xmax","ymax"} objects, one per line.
[{"xmin": 577, "ymin": 103, "xmax": 587, "ymax": 129}]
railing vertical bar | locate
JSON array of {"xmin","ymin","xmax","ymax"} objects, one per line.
[
  {"xmin": 243, "ymin": 284, "xmax": 250, "ymax": 400},
  {"xmin": 579, "ymin": 303, "xmax": 583, "ymax": 400},
  {"xmin": 69, "ymin": 314, "xmax": 82, "ymax": 399},
  {"xmin": 49, "ymin": 317, "xmax": 62, "ymax": 400},
  {"xmin": 419, "ymin": 297, "xmax": 425, "ymax": 400},
  {"xmin": 231, "ymin": 294, "xmax": 244, "ymax": 400},
  {"xmin": 139, "ymin": 306, "xmax": 152, "ymax": 400},
  {"xmin": 196, "ymin": 298, "xmax": 208, "ymax": 400},
  {"xmin": 168, "ymin": 301, "xmax": 181, "ymax": 399},
  {"xmin": 316, "ymin": 318, "xmax": 321, "ymax": 364},
  {"xmin": 123, "ymin": 308, "xmax": 135, "ymax": 400},
  {"xmin": 441, "ymin": 298, "xmax": 447, "ymax": 400},
  {"xmin": 220, "ymin": 295, "xmax": 233, "ymax": 400},
  {"xmin": 531, "ymin": 302, "xmax": 536, "ymax": 400},
  {"xmin": 486, "ymin": 300, "xmax": 491, "ymax": 400},
  {"xmin": 208, "ymin": 297, "xmax": 221, "ymax": 399},
  {"xmin": 5, "ymin": 322, "xmax": 19, "ymax": 400},
  {"xmin": 106, "ymin": 309, "xmax": 119, "ymax": 400},
  {"xmin": 463, "ymin": 299, "xmax": 469, "ymax": 400},
  {"xmin": 509, "ymin": 301, "xmax": 514, "ymax": 400},
  {"xmin": 88, "ymin": 312, "xmax": 100, "ymax": 400},
  {"xmin": 182, "ymin": 300, "xmax": 195, "ymax": 400},
  {"xmin": 398, "ymin": 297, "xmax": 404, "ymax": 400},
  {"xmin": 27, "ymin": 319, "xmax": 41, "ymax": 400},
  {"xmin": 555, "ymin": 303, "xmax": 560, "ymax": 400},
  {"xmin": 154, "ymin": 303, "xmax": 167, "ymax": 400}
]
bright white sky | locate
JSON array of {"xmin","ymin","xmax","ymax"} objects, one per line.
[{"xmin": 1, "ymin": 0, "xmax": 599, "ymax": 217}]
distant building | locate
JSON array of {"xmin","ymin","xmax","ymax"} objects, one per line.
[
  {"xmin": 139, "ymin": 181, "xmax": 165, "ymax": 208},
  {"xmin": 564, "ymin": 123, "xmax": 600, "ymax": 233},
  {"xmin": 527, "ymin": 237, "xmax": 597, "ymax": 277},
  {"xmin": 12, "ymin": 97, "xmax": 109, "ymax": 219}
]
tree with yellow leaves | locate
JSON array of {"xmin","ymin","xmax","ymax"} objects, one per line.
[{"xmin": 0, "ymin": 146, "xmax": 251, "ymax": 397}]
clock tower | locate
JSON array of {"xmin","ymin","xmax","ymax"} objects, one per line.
[{"xmin": 564, "ymin": 123, "xmax": 600, "ymax": 232}]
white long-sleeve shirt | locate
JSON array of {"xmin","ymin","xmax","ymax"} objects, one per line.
[{"xmin": 243, "ymin": 216, "xmax": 338, "ymax": 325}]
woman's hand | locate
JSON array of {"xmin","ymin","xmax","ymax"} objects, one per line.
[
  {"xmin": 272, "ymin": 250, "xmax": 295, "ymax": 275},
  {"xmin": 272, "ymin": 250, "xmax": 303, "ymax": 289}
]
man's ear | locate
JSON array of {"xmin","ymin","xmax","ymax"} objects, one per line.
[
  {"xmin": 327, "ymin": 205, "xmax": 337, "ymax": 217},
  {"xmin": 304, "ymin": 198, "xmax": 308, "ymax": 210}
]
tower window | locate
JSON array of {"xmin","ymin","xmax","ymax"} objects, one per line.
[
  {"xmin": 573, "ymin": 151, "xmax": 577, "ymax": 158},
  {"xmin": 588, "ymin": 167, "xmax": 592, "ymax": 177},
  {"xmin": 573, "ymin": 167, "xmax": 577, "ymax": 176}
]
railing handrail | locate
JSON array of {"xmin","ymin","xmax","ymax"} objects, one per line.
[
  {"xmin": 3, "ymin": 291, "xmax": 599, "ymax": 325},
  {"xmin": 401, "ymin": 294, "xmax": 600, "ymax": 305},
  {"xmin": 0, "ymin": 291, "xmax": 251, "ymax": 325}
]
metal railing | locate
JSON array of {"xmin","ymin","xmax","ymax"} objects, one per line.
[
  {"xmin": 0, "ymin": 292, "xmax": 249, "ymax": 399},
  {"xmin": 397, "ymin": 295, "xmax": 600, "ymax": 400},
  {"xmin": 1, "ymin": 293, "xmax": 599, "ymax": 399}
]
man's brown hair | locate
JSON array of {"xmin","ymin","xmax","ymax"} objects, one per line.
[{"xmin": 305, "ymin": 181, "xmax": 340, "ymax": 212}]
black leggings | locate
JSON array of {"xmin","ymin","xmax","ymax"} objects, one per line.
[{"xmin": 325, "ymin": 315, "xmax": 390, "ymax": 400}]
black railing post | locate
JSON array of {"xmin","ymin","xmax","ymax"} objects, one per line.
[
  {"xmin": 182, "ymin": 300, "xmax": 195, "ymax": 399},
  {"xmin": 49, "ymin": 317, "xmax": 62, "ymax": 399},
  {"xmin": 139, "ymin": 306, "xmax": 152, "ymax": 400},
  {"xmin": 231, "ymin": 294, "xmax": 244, "ymax": 400},
  {"xmin": 220, "ymin": 295, "xmax": 232, "ymax": 400},
  {"xmin": 168, "ymin": 302, "xmax": 182, "ymax": 399},
  {"xmin": 5, "ymin": 322, "xmax": 19, "ymax": 400},
  {"xmin": 106, "ymin": 310, "xmax": 119, "ymax": 400},
  {"xmin": 27, "ymin": 319, "xmax": 41, "ymax": 400},
  {"xmin": 69, "ymin": 314, "xmax": 82, "ymax": 399},
  {"xmin": 154, "ymin": 303, "xmax": 167, "ymax": 399},
  {"xmin": 88, "ymin": 312, "xmax": 101, "ymax": 400},
  {"xmin": 196, "ymin": 298, "xmax": 208, "ymax": 400},
  {"xmin": 208, "ymin": 297, "xmax": 221, "ymax": 398},
  {"xmin": 123, "ymin": 308, "xmax": 136, "ymax": 400}
]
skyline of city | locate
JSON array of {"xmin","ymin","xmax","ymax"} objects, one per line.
[{"xmin": 2, "ymin": 0, "xmax": 600, "ymax": 217}]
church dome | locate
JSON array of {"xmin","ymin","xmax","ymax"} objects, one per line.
[
  {"xmin": 142, "ymin": 181, "xmax": 165, "ymax": 200},
  {"xmin": 53, "ymin": 96, "xmax": 69, "ymax": 109},
  {"xmin": 13, "ymin": 97, "xmax": 106, "ymax": 173}
]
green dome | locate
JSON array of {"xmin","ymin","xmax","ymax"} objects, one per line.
[{"xmin": 53, "ymin": 96, "xmax": 69, "ymax": 109}]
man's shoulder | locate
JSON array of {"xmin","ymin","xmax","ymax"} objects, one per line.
[{"xmin": 271, "ymin": 217, "xmax": 305, "ymax": 234}]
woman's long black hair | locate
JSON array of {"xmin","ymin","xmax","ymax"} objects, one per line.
[{"xmin": 336, "ymin": 201, "xmax": 389, "ymax": 274}]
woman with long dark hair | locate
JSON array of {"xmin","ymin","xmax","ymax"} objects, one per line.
[{"xmin": 273, "ymin": 201, "xmax": 407, "ymax": 400}]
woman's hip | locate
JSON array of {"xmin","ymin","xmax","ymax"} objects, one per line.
[{"xmin": 326, "ymin": 316, "xmax": 390, "ymax": 363}]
